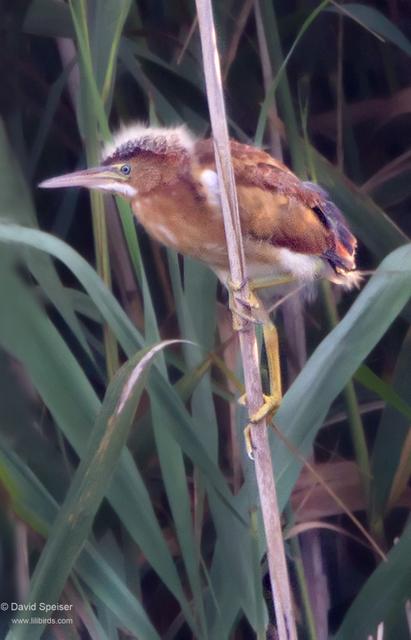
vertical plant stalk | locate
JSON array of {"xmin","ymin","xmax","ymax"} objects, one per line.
[
  {"xmin": 254, "ymin": 2, "xmax": 282, "ymax": 159},
  {"xmin": 68, "ymin": 0, "xmax": 119, "ymax": 379},
  {"xmin": 222, "ymin": 0, "xmax": 254, "ymax": 81},
  {"xmin": 286, "ymin": 510, "xmax": 318, "ymax": 640},
  {"xmin": 336, "ymin": 12, "xmax": 344, "ymax": 172},
  {"xmin": 257, "ymin": 0, "xmax": 304, "ymax": 175},
  {"xmin": 195, "ymin": 1, "xmax": 297, "ymax": 638},
  {"xmin": 90, "ymin": 187, "xmax": 119, "ymax": 379}
]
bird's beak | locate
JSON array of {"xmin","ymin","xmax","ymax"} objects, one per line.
[{"xmin": 39, "ymin": 165, "xmax": 123, "ymax": 191}]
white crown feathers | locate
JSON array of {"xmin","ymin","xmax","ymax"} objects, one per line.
[{"xmin": 101, "ymin": 124, "xmax": 195, "ymax": 163}]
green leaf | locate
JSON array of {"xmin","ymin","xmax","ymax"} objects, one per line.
[
  {"xmin": 334, "ymin": 523, "xmax": 411, "ymax": 639},
  {"xmin": 0, "ymin": 223, "xmax": 143, "ymax": 356},
  {"xmin": 312, "ymin": 146, "xmax": 408, "ymax": 260},
  {"xmin": 153, "ymin": 254, "xmax": 219, "ymax": 638},
  {"xmin": 336, "ymin": 4, "xmax": 411, "ymax": 57},
  {"xmin": 0, "ymin": 224, "xmax": 240, "ymax": 508},
  {"xmin": 0, "ymin": 226, "xmax": 243, "ymax": 631},
  {"xmin": 355, "ymin": 364, "xmax": 411, "ymax": 424},
  {"xmin": 222, "ymin": 246, "xmax": 411, "ymax": 635},
  {"xmin": 8, "ymin": 342, "xmax": 176, "ymax": 640},
  {"xmin": 0, "ymin": 260, "xmax": 190, "ymax": 621},
  {"xmin": 0, "ymin": 446, "xmax": 159, "ymax": 640},
  {"xmin": 369, "ymin": 167, "xmax": 411, "ymax": 210},
  {"xmin": 233, "ymin": 245, "xmax": 411, "ymax": 517},
  {"xmin": 0, "ymin": 119, "xmax": 93, "ymax": 362},
  {"xmin": 0, "ymin": 351, "xmax": 69, "ymax": 506},
  {"xmin": 28, "ymin": 62, "xmax": 75, "ymax": 178},
  {"xmin": 119, "ymin": 41, "xmax": 183, "ymax": 122},
  {"xmin": 370, "ymin": 327, "xmax": 411, "ymax": 521},
  {"xmin": 89, "ymin": 0, "xmax": 132, "ymax": 104},
  {"xmin": 255, "ymin": 0, "xmax": 330, "ymax": 147}
]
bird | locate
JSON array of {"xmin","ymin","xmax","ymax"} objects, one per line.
[
  {"xmin": 39, "ymin": 124, "xmax": 360, "ymax": 294},
  {"xmin": 40, "ymin": 124, "xmax": 360, "ymax": 457}
]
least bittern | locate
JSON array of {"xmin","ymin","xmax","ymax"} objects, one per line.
[{"xmin": 40, "ymin": 125, "xmax": 360, "ymax": 456}]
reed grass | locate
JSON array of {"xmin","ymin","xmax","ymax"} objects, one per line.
[{"xmin": 1, "ymin": 1, "xmax": 411, "ymax": 638}]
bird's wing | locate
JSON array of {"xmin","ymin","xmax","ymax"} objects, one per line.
[
  {"xmin": 230, "ymin": 143, "xmax": 357, "ymax": 272},
  {"xmin": 193, "ymin": 138, "xmax": 357, "ymax": 271}
]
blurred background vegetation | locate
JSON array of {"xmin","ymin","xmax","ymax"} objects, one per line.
[{"xmin": 0, "ymin": 0, "xmax": 411, "ymax": 638}]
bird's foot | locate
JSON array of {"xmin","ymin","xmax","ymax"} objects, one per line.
[
  {"xmin": 239, "ymin": 392, "xmax": 281, "ymax": 460},
  {"xmin": 226, "ymin": 278, "xmax": 262, "ymax": 330}
]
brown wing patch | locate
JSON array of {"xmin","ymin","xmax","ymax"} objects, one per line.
[
  {"xmin": 235, "ymin": 156, "xmax": 357, "ymax": 271},
  {"xmin": 194, "ymin": 139, "xmax": 292, "ymax": 174},
  {"xmin": 193, "ymin": 138, "xmax": 357, "ymax": 272},
  {"xmin": 231, "ymin": 155, "xmax": 334, "ymax": 255}
]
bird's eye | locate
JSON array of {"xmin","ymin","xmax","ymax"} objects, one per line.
[{"xmin": 120, "ymin": 164, "xmax": 131, "ymax": 176}]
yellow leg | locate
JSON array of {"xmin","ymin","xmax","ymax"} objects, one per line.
[
  {"xmin": 249, "ymin": 274, "xmax": 296, "ymax": 292},
  {"xmin": 240, "ymin": 314, "xmax": 283, "ymax": 459},
  {"xmin": 226, "ymin": 279, "xmax": 287, "ymax": 459}
]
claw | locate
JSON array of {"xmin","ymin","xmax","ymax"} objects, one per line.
[
  {"xmin": 241, "ymin": 393, "xmax": 281, "ymax": 460},
  {"xmin": 226, "ymin": 278, "xmax": 262, "ymax": 329},
  {"xmin": 231, "ymin": 287, "xmax": 284, "ymax": 461},
  {"xmin": 238, "ymin": 392, "xmax": 247, "ymax": 406},
  {"xmin": 244, "ymin": 424, "xmax": 255, "ymax": 460},
  {"xmin": 239, "ymin": 393, "xmax": 280, "ymax": 419},
  {"xmin": 227, "ymin": 277, "xmax": 247, "ymax": 293},
  {"xmin": 249, "ymin": 393, "xmax": 281, "ymax": 423}
]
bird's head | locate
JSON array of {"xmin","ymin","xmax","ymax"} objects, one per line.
[{"xmin": 39, "ymin": 124, "xmax": 195, "ymax": 199}]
